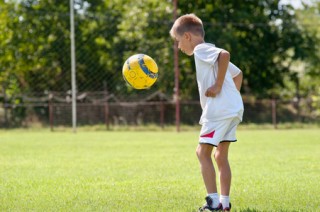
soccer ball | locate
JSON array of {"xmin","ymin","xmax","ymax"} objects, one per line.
[{"xmin": 122, "ymin": 54, "xmax": 158, "ymax": 89}]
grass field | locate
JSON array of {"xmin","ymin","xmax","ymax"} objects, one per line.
[{"xmin": 1, "ymin": 129, "xmax": 319, "ymax": 211}]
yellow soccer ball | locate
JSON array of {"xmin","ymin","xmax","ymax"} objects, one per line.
[{"xmin": 122, "ymin": 54, "xmax": 158, "ymax": 89}]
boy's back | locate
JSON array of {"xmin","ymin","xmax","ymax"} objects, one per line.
[{"xmin": 194, "ymin": 43, "xmax": 243, "ymax": 124}]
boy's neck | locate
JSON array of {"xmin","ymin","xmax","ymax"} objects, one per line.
[{"xmin": 192, "ymin": 37, "xmax": 205, "ymax": 50}]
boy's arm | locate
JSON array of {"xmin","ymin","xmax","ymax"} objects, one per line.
[
  {"xmin": 205, "ymin": 50, "xmax": 230, "ymax": 97},
  {"xmin": 233, "ymin": 71, "xmax": 243, "ymax": 91}
]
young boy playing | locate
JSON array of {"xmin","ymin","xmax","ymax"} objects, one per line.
[{"xmin": 170, "ymin": 14, "xmax": 244, "ymax": 211}]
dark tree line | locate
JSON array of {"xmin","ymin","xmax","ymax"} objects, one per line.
[{"xmin": 0, "ymin": 0, "xmax": 319, "ymax": 100}]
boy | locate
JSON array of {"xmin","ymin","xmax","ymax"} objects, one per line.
[{"xmin": 170, "ymin": 14, "xmax": 244, "ymax": 211}]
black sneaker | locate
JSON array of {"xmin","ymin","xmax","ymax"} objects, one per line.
[
  {"xmin": 221, "ymin": 203, "xmax": 232, "ymax": 211},
  {"xmin": 198, "ymin": 196, "xmax": 222, "ymax": 211}
]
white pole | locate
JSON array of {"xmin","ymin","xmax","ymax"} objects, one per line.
[
  {"xmin": 70, "ymin": 0, "xmax": 77, "ymax": 133},
  {"xmin": 173, "ymin": 0, "xmax": 180, "ymax": 132}
]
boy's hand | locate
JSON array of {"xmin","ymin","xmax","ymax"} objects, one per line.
[
  {"xmin": 205, "ymin": 84, "xmax": 222, "ymax": 97},
  {"xmin": 205, "ymin": 50, "xmax": 229, "ymax": 98}
]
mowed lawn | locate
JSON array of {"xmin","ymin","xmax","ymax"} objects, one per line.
[{"xmin": 0, "ymin": 129, "xmax": 319, "ymax": 211}]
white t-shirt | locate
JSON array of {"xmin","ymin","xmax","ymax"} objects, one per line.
[{"xmin": 193, "ymin": 43, "xmax": 244, "ymax": 124}]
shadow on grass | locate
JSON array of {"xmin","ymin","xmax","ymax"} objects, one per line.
[
  {"xmin": 191, "ymin": 208, "xmax": 298, "ymax": 212},
  {"xmin": 238, "ymin": 208, "xmax": 260, "ymax": 212},
  {"xmin": 191, "ymin": 207, "xmax": 261, "ymax": 212},
  {"xmin": 238, "ymin": 209, "xmax": 296, "ymax": 212}
]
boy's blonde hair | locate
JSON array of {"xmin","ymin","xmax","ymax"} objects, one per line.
[{"xmin": 170, "ymin": 13, "xmax": 204, "ymax": 38}]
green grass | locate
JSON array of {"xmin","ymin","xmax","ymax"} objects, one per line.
[{"xmin": 1, "ymin": 129, "xmax": 319, "ymax": 211}]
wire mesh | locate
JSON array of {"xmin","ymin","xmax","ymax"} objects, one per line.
[{"xmin": 0, "ymin": 1, "xmax": 319, "ymax": 129}]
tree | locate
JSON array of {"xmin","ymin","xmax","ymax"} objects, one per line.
[
  {"xmin": 176, "ymin": 0, "xmax": 320, "ymax": 98},
  {"xmin": 0, "ymin": 0, "xmax": 319, "ymax": 100},
  {"xmin": 0, "ymin": 2, "xmax": 17, "ymax": 95},
  {"xmin": 0, "ymin": 0, "xmax": 72, "ymax": 95}
]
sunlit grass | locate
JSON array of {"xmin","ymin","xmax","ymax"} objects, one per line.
[{"xmin": 1, "ymin": 129, "xmax": 319, "ymax": 211}]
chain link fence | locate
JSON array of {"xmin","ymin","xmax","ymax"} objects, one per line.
[
  {"xmin": 1, "ymin": 4, "xmax": 319, "ymax": 129},
  {"xmin": 1, "ymin": 91, "xmax": 320, "ymax": 129}
]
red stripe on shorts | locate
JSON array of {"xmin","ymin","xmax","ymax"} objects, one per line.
[{"xmin": 200, "ymin": 130, "xmax": 215, "ymax": 138}]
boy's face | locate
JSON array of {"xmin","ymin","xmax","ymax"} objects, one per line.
[{"xmin": 175, "ymin": 32, "xmax": 194, "ymax": 56}]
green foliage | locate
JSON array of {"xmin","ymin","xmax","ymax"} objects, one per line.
[
  {"xmin": 0, "ymin": 0, "xmax": 319, "ymax": 99},
  {"xmin": 77, "ymin": 0, "xmax": 174, "ymax": 94},
  {"xmin": 0, "ymin": 2, "xmax": 15, "ymax": 93},
  {"xmin": 177, "ymin": 0, "xmax": 320, "ymax": 97},
  {"xmin": 1, "ymin": 0, "xmax": 71, "ymax": 94},
  {"xmin": 294, "ymin": 2, "xmax": 320, "ymax": 96}
]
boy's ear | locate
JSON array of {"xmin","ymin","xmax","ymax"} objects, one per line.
[{"xmin": 184, "ymin": 32, "xmax": 191, "ymax": 41}]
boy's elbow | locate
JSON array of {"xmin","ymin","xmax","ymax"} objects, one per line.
[
  {"xmin": 220, "ymin": 50, "xmax": 230, "ymax": 60},
  {"xmin": 235, "ymin": 71, "xmax": 243, "ymax": 81},
  {"xmin": 234, "ymin": 72, "xmax": 243, "ymax": 91}
]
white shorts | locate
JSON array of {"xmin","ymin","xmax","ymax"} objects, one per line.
[{"xmin": 199, "ymin": 117, "xmax": 241, "ymax": 147}]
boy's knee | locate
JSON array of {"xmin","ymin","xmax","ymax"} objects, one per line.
[
  {"xmin": 214, "ymin": 151, "xmax": 228, "ymax": 165},
  {"xmin": 214, "ymin": 151, "xmax": 221, "ymax": 162},
  {"xmin": 196, "ymin": 144, "xmax": 212, "ymax": 160},
  {"xmin": 196, "ymin": 145, "xmax": 202, "ymax": 159},
  {"xmin": 214, "ymin": 142, "xmax": 230, "ymax": 164}
]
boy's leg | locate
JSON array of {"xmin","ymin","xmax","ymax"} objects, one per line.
[
  {"xmin": 196, "ymin": 143, "xmax": 217, "ymax": 194},
  {"xmin": 215, "ymin": 117, "xmax": 240, "ymax": 197},
  {"xmin": 215, "ymin": 142, "xmax": 232, "ymax": 210},
  {"xmin": 214, "ymin": 142, "xmax": 231, "ymax": 196},
  {"xmin": 196, "ymin": 143, "xmax": 221, "ymax": 210},
  {"xmin": 197, "ymin": 118, "xmax": 236, "ymax": 210}
]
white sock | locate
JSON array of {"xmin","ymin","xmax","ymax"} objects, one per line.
[
  {"xmin": 208, "ymin": 193, "xmax": 219, "ymax": 208},
  {"xmin": 220, "ymin": 195, "xmax": 230, "ymax": 209}
]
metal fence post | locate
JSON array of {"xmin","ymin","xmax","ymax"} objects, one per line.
[
  {"xmin": 272, "ymin": 99, "xmax": 277, "ymax": 129},
  {"xmin": 70, "ymin": 0, "xmax": 77, "ymax": 133},
  {"xmin": 173, "ymin": 0, "xmax": 180, "ymax": 132}
]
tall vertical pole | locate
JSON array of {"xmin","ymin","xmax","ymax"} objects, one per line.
[
  {"xmin": 70, "ymin": 0, "xmax": 77, "ymax": 133},
  {"xmin": 173, "ymin": 0, "xmax": 180, "ymax": 132},
  {"xmin": 2, "ymin": 84, "xmax": 8, "ymax": 128},
  {"xmin": 272, "ymin": 99, "xmax": 277, "ymax": 129}
]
